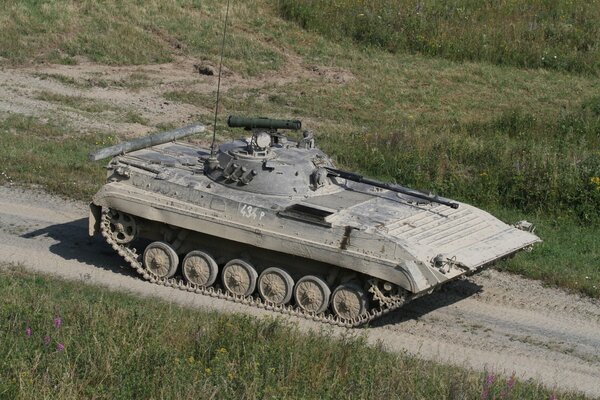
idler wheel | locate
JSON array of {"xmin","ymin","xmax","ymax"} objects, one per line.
[
  {"xmin": 108, "ymin": 209, "xmax": 137, "ymax": 244},
  {"xmin": 258, "ymin": 267, "xmax": 294, "ymax": 305},
  {"xmin": 143, "ymin": 241, "xmax": 179, "ymax": 278},
  {"xmin": 182, "ymin": 251, "xmax": 218, "ymax": 287},
  {"xmin": 331, "ymin": 282, "xmax": 369, "ymax": 320},
  {"xmin": 222, "ymin": 259, "xmax": 258, "ymax": 296},
  {"xmin": 293, "ymin": 275, "xmax": 330, "ymax": 314}
]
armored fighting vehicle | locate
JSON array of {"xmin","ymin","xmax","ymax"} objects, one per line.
[{"xmin": 89, "ymin": 116, "xmax": 540, "ymax": 326}]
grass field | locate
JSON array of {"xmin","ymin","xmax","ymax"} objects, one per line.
[
  {"xmin": 0, "ymin": 266, "xmax": 582, "ymax": 399},
  {"xmin": 0, "ymin": 114, "xmax": 108, "ymax": 199},
  {"xmin": 0, "ymin": 0, "xmax": 598, "ymax": 298},
  {"xmin": 278, "ymin": 0, "xmax": 600, "ymax": 75},
  {"xmin": 0, "ymin": 0, "xmax": 282, "ymax": 76}
]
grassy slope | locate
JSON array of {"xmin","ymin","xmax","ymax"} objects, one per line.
[
  {"xmin": 0, "ymin": 266, "xmax": 582, "ymax": 400},
  {"xmin": 0, "ymin": 114, "xmax": 108, "ymax": 200},
  {"xmin": 0, "ymin": 0, "xmax": 599, "ymax": 297},
  {"xmin": 0, "ymin": 0, "xmax": 283, "ymax": 76},
  {"xmin": 278, "ymin": 0, "xmax": 600, "ymax": 76}
]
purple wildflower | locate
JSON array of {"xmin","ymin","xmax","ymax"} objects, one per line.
[
  {"xmin": 549, "ymin": 393, "xmax": 557, "ymax": 400},
  {"xmin": 507, "ymin": 372, "xmax": 516, "ymax": 391},
  {"xmin": 43, "ymin": 335, "xmax": 51, "ymax": 346},
  {"xmin": 481, "ymin": 372, "xmax": 496, "ymax": 399},
  {"xmin": 53, "ymin": 316, "xmax": 62, "ymax": 329},
  {"xmin": 486, "ymin": 373, "xmax": 496, "ymax": 387},
  {"xmin": 25, "ymin": 327, "xmax": 32, "ymax": 337},
  {"xmin": 56, "ymin": 343, "xmax": 65, "ymax": 352}
]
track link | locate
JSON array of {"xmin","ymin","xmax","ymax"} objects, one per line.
[{"xmin": 100, "ymin": 211, "xmax": 406, "ymax": 328}]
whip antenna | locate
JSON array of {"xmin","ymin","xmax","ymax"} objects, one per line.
[{"xmin": 210, "ymin": 0, "xmax": 231, "ymax": 160}]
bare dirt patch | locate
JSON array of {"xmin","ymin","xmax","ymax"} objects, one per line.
[{"xmin": 0, "ymin": 55, "xmax": 354, "ymax": 139}]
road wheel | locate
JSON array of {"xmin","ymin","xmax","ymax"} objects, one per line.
[
  {"xmin": 222, "ymin": 259, "xmax": 258, "ymax": 296},
  {"xmin": 294, "ymin": 275, "xmax": 330, "ymax": 314},
  {"xmin": 258, "ymin": 267, "xmax": 294, "ymax": 305},
  {"xmin": 182, "ymin": 250, "xmax": 218, "ymax": 287},
  {"xmin": 331, "ymin": 282, "xmax": 369, "ymax": 320},
  {"xmin": 143, "ymin": 241, "xmax": 179, "ymax": 278}
]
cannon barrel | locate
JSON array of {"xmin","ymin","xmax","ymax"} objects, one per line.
[
  {"xmin": 88, "ymin": 123, "xmax": 205, "ymax": 161},
  {"xmin": 325, "ymin": 167, "xmax": 459, "ymax": 209},
  {"xmin": 227, "ymin": 115, "xmax": 301, "ymax": 131}
]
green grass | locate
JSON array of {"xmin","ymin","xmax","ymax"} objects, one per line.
[
  {"xmin": 0, "ymin": 0, "xmax": 284, "ymax": 76},
  {"xmin": 164, "ymin": 90, "xmax": 212, "ymax": 107},
  {"xmin": 35, "ymin": 91, "xmax": 119, "ymax": 114},
  {"xmin": 492, "ymin": 208, "xmax": 600, "ymax": 298},
  {"xmin": 0, "ymin": 266, "xmax": 583, "ymax": 400},
  {"xmin": 116, "ymin": 72, "xmax": 154, "ymax": 90},
  {"xmin": 34, "ymin": 91, "xmax": 150, "ymax": 125},
  {"xmin": 278, "ymin": 0, "xmax": 600, "ymax": 75},
  {"xmin": 33, "ymin": 72, "xmax": 153, "ymax": 90},
  {"xmin": 321, "ymin": 96, "xmax": 600, "ymax": 224},
  {"xmin": 0, "ymin": 114, "xmax": 107, "ymax": 200},
  {"xmin": 121, "ymin": 110, "xmax": 149, "ymax": 125},
  {"xmin": 32, "ymin": 72, "xmax": 80, "ymax": 87}
]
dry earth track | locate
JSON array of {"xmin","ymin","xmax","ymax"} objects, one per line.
[
  {"xmin": 0, "ymin": 185, "xmax": 599, "ymax": 397},
  {"xmin": 0, "ymin": 56, "xmax": 353, "ymax": 138}
]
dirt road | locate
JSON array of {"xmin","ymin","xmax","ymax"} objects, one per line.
[{"xmin": 1, "ymin": 185, "xmax": 599, "ymax": 397}]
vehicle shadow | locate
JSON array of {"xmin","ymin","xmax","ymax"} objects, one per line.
[
  {"xmin": 370, "ymin": 278, "xmax": 483, "ymax": 328},
  {"xmin": 21, "ymin": 218, "xmax": 137, "ymax": 278}
]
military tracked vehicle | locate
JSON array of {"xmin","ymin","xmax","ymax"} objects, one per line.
[{"xmin": 89, "ymin": 117, "xmax": 540, "ymax": 327}]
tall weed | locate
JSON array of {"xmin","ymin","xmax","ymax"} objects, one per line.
[{"xmin": 320, "ymin": 96, "xmax": 600, "ymax": 223}]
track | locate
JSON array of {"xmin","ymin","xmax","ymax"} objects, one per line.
[
  {"xmin": 98, "ymin": 210, "xmax": 408, "ymax": 328},
  {"xmin": 1, "ymin": 185, "xmax": 599, "ymax": 397}
]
